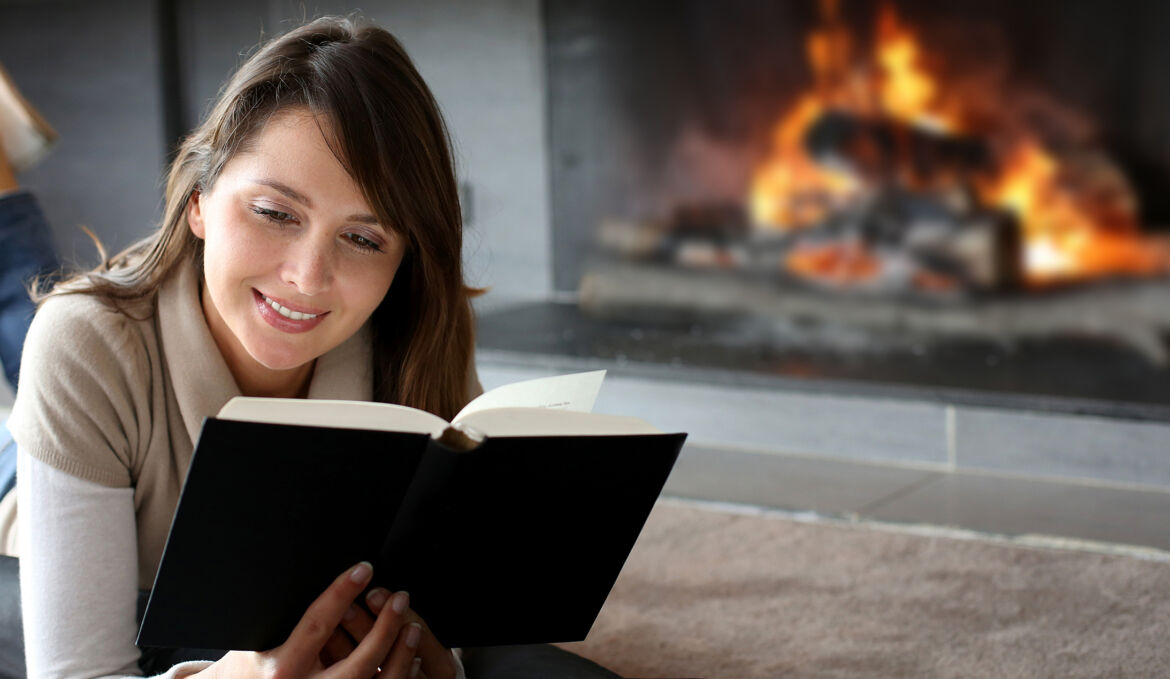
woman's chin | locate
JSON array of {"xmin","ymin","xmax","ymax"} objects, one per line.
[{"xmin": 246, "ymin": 345, "xmax": 316, "ymax": 373}]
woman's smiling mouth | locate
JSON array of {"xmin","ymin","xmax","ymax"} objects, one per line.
[{"xmin": 252, "ymin": 289, "xmax": 329, "ymax": 333}]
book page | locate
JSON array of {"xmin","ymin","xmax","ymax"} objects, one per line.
[
  {"xmin": 218, "ymin": 397, "xmax": 448, "ymax": 435},
  {"xmin": 454, "ymin": 407, "xmax": 661, "ymax": 438},
  {"xmin": 453, "ymin": 370, "xmax": 606, "ymax": 423},
  {"xmin": 217, "ymin": 370, "xmax": 614, "ymax": 439}
]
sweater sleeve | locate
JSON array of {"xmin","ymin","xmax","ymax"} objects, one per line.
[
  {"xmin": 7, "ymin": 294, "xmax": 153, "ymax": 488},
  {"xmin": 17, "ymin": 451, "xmax": 213, "ymax": 679}
]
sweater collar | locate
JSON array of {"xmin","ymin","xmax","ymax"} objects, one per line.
[{"xmin": 157, "ymin": 259, "xmax": 374, "ymax": 449}]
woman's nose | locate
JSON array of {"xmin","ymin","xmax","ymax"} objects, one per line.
[{"xmin": 280, "ymin": 236, "xmax": 333, "ymax": 296}]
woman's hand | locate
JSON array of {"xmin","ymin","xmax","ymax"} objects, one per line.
[
  {"xmin": 327, "ymin": 587, "xmax": 458, "ymax": 679},
  {"xmin": 195, "ymin": 562, "xmax": 423, "ymax": 679}
]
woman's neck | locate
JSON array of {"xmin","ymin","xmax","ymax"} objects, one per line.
[{"xmin": 232, "ymin": 359, "xmax": 315, "ymax": 399}]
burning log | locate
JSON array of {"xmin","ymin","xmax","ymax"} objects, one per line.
[
  {"xmin": 771, "ymin": 110, "xmax": 1023, "ymax": 292},
  {"xmin": 778, "ymin": 181, "xmax": 1024, "ymax": 293},
  {"xmin": 904, "ymin": 209, "xmax": 1023, "ymax": 291},
  {"xmin": 804, "ymin": 110, "xmax": 993, "ymax": 189}
]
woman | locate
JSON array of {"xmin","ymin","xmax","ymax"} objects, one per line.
[{"xmin": 3, "ymin": 16, "xmax": 620, "ymax": 679}]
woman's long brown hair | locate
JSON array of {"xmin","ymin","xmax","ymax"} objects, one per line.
[{"xmin": 39, "ymin": 16, "xmax": 477, "ymax": 420}]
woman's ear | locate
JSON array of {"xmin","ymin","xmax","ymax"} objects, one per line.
[{"xmin": 187, "ymin": 190, "xmax": 206, "ymax": 240}]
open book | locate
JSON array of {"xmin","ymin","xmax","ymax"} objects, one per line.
[
  {"xmin": 0, "ymin": 64, "xmax": 57, "ymax": 173},
  {"xmin": 138, "ymin": 371, "xmax": 686, "ymax": 651},
  {"xmin": 216, "ymin": 369, "xmax": 660, "ymax": 440}
]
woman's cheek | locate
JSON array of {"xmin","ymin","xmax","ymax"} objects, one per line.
[{"xmin": 223, "ymin": 219, "xmax": 283, "ymax": 266}]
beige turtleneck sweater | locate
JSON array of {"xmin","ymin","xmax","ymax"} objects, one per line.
[{"xmin": 6, "ymin": 257, "xmax": 374, "ymax": 588}]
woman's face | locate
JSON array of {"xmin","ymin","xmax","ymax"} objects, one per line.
[{"xmin": 187, "ymin": 108, "xmax": 404, "ymax": 394}]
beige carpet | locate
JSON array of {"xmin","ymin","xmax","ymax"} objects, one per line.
[{"xmin": 558, "ymin": 499, "xmax": 1170, "ymax": 679}]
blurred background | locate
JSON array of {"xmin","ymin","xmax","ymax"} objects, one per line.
[
  {"xmin": 0, "ymin": 0, "xmax": 550, "ymax": 298},
  {"xmin": 2, "ymin": 0, "xmax": 1169, "ymax": 549}
]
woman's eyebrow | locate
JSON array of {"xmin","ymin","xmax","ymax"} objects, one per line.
[
  {"xmin": 347, "ymin": 213, "xmax": 382, "ymax": 226},
  {"xmin": 252, "ymin": 178, "xmax": 313, "ymax": 207}
]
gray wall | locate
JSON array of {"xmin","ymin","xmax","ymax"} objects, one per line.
[
  {"xmin": 0, "ymin": 0, "xmax": 167, "ymax": 263},
  {"xmin": 0, "ymin": 0, "xmax": 552, "ymax": 300}
]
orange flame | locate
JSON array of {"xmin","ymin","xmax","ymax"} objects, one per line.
[
  {"xmin": 749, "ymin": 0, "xmax": 859, "ymax": 230},
  {"xmin": 749, "ymin": 96, "xmax": 857, "ymax": 229},
  {"xmin": 986, "ymin": 142, "xmax": 1170, "ymax": 283},
  {"xmin": 876, "ymin": 5, "xmax": 946, "ymax": 129}
]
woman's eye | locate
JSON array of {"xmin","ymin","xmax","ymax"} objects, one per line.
[
  {"xmin": 251, "ymin": 206, "xmax": 295, "ymax": 224},
  {"xmin": 345, "ymin": 232, "xmax": 384, "ymax": 253}
]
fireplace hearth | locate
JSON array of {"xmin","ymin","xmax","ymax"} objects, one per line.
[
  {"xmin": 476, "ymin": 297, "xmax": 1170, "ymax": 421},
  {"xmin": 579, "ymin": 261, "xmax": 1170, "ymax": 366}
]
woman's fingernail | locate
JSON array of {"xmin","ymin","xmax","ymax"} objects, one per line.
[
  {"xmin": 405, "ymin": 623, "xmax": 422, "ymax": 649},
  {"xmin": 410, "ymin": 656, "xmax": 422, "ymax": 678},
  {"xmin": 366, "ymin": 588, "xmax": 389, "ymax": 611},
  {"xmin": 343, "ymin": 604, "xmax": 359, "ymax": 622},
  {"xmin": 349, "ymin": 561, "xmax": 373, "ymax": 584},
  {"xmin": 391, "ymin": 590, "xmax": 410, "ymax": 614}
]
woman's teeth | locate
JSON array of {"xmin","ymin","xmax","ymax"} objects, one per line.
[{"xmin": 262, "ymin": 294, "xmax": 319, "ymax": 321}]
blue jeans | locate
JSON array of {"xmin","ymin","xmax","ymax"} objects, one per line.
[
  {"xmin": 0, "ymin": 191, "xmax": 59, "ymax": 500},
  {"xmin": 0, "ymin": 191, "xmax": 58, "ymax": 391}
]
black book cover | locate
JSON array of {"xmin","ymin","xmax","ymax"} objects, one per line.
[{"xmin": 137, "ymin": 417, "xmax": 685, "ymax": 651}]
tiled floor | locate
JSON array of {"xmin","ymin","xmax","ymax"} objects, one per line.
[{"xmin": 666, "ymin": 444, "xmax": 1170, "ymax": 552}]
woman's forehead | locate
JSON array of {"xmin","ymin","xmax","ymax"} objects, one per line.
[
  {"xmin": 236, "ymin": 109, "xmax": 341, "ymax": 172},
  {"xmin": 221, "ymin": 110, "xmax": 373, "ymax": 213}
]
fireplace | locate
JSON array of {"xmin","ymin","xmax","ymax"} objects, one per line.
[{"xmin": 492, "ymin": 0, "xmax": 1170, "ymax": 418}]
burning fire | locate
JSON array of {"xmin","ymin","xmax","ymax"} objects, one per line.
[
  {"xmin": 751, "ymin": 1, "xmax": 1170, "ymax": 287},
  {"xmin": 985, "ymin": 142, "xmax": 1169, "ymax": 283}
]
